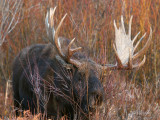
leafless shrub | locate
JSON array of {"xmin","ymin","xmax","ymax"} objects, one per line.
[
  {"xmin": 0, "ymin": 0, "xmax": 23, "ymax": 45},
  {"xmin": 0, "ymin": 0, "xmax": 23, "ymax": 113}
]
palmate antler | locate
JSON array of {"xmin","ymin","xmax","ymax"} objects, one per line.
[
  {"xmin": 103, "ymin": 16, "xmax": 152, "ymax": 70},
  {"xmin": 45, "ymin": 7, "xmax": 82, "ymax": 67}
]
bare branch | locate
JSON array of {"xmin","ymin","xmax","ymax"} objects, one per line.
[{"xmin": 0, "ymin": 0, "xmax": 23, "ymax": 46}]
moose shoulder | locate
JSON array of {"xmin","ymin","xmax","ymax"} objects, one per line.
[{"xmin": 12, "ymin": 7, "xmax": 152, "ymax": 120}]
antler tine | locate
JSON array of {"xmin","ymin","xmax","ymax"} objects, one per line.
[
  {"xmin": 133, "ymin": 55, "xmax": 146, "ymax": 69},
  {"xmin": 45, "ymin": 7, "xmax": 57, "ymax": 43},
  {"xmin": 67, "ymin": 38, "xmax": 82, "ymax": 61},
  {"xmin": 132, "ymin": 31, "xmax": 141, "ymax": 44},
  {"xmin": 49, "ymin": 7, "xmax": 57, "ymax": 28},
  {"xmin": 54, "ymin": 13, "xmax": 67, "ymax": 58},
  {"xmin": 128, "ymin": 16, "xmax": 133, "ymax": 38},
  {"xmin": 66, "ymin": 38, "xmax": 82, "ymax": 67},
  {"xmin": 133, "ymin": 27, "xmax": 152, "ymax": 60},
  {"xmin": 133, "ymin": 33, "xmax": 146, "ymax": 53},
  {"xmin": 121, "ymin": 16, "xmax": 126, "ymax": 34}
]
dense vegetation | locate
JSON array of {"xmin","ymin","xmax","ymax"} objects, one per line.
[{"xmin": 0, "ymin": 0, "xmax": 160, "ymax": 119}]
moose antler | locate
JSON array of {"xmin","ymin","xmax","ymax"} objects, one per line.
[
  {"xmin": 104, "ymin": 16, "xmax": 152, "ymax": 70},
  {"xmin": 45, "ymin": 7, "xmax": 82, "ymax": 67},
  {"xmin": 45, "ymin": 8, "xmax": 152, "ymax": 70}
]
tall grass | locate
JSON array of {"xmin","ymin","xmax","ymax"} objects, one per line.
[{"xmin": 0, "ymin": 0, "xmax": 160, "ymax": 119}]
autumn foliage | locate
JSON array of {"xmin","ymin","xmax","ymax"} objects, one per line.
[{"xmin": 0, "ymin": 0, "xmax": 160, "ymax": 119}]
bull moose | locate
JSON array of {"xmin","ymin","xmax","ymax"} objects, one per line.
[{"xmin": 12, "ymin": 7, "xmax": 152, "ymax": 120}]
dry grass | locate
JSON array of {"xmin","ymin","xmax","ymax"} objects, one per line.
[{"xmin": 0, "ymin": 0, "xmax": 160, "ymax": 119}]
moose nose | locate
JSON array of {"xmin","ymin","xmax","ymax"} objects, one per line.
[{"xmin": 89, "ymin": 92, "xmax": 103, "ymax": 108}]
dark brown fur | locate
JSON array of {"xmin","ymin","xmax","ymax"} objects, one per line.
[{"xmin": 12, "ymin": 38, "xmax": 104, "ymax": 120}]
